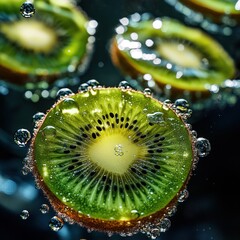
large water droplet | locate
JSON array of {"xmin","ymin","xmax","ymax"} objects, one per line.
[
  {"xmin": 20, "ymin": 210, "xmax": 29, "ymax": 220},
  {"xmin": 56, "ymin": 88, "xmax": 73, "ymax": 100},
  {"xmin": 195, "ymin": 137, "xmax": 211, "ymax": 157},
  {"xmin": 40, "ymin": 204, "xmax": 50, "ymax": 214},
  {"xmin": 49, "ymin": 216, "xmax": 64, "ymax": 231},
  {"xmin": 20, "ymin": 2, "xmax": 35, "ymax": 18},
  {"xmin": 14, "ymin": 129, "xmax": 31, "ymax": 147},
  {"xmin": 174, "ymin": 99, "xmax": 190, "ymax": 113},
  {"xmin": 147, "ymin": 112, "xmax": 164, "ymax": 124}
]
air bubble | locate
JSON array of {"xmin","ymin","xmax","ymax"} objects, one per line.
[
  {"xmin": 114, "ymin": 144, "xmax": 124, "ymax": 156},
  {"xmin": 118, "ymin": 81, "xmax": 131, "ymax": 89},
  {"xmin": 14, "ymin": 129, "xmax": 31, "ymax": 147},
  {"xmin": 78, "ymin": 83, "xmax": 89, "ymax": 92},
  {"xmin": 143, "ymin": 88, "xmax": 152, "ymax": 96},
  {"xmin": 147, "ymin": 112, "xmax": 164, "ymax": 124},
  {"xmin": 174, "ymin": 99, "xmax": 190, "ymax": 113},
  {"xmin": 178, "ymin": 189, "xmax": 189, "ymax": 202},
  {"xmin": 195, "ymin": 137, "xmax": 211, "ymax": 157},
  {"xmin": 33, "ymin": 112, "xmax": 45, "ymax": 125},
  {"xmin": 158, "ymin": 218, "xmax": 171, "ymax": 232},
  {"xmin": 20, "ymin": 1, "xmax": 35, "ymax": 18},
  {"xmin": 87, "ymin": 79, "xmax": 100, "ymax": 87},
  {"xmin": 42, "ymin": 126, "xmax": 57, "ymax": 139},
  {"xmin": 56, "ymin": 88, "xmax": 73, "ymax": 100},
  {"xmin": 20, "ymin": 210, "xmax": 29, "ymax": 220},
  {"xmin": 149, "ymin": 228, "xmax": 160, "ymax": 239},
  {"xmin": 40, "ymin": 204, "xmax": 50, "ymax": 214},
  {"xmin": 49, "ymin": 216, "xmax": 64, "ymax": 231},
  {"xmin": 61, "ymin": 98, "xmax": 79, "ymax": 115}
]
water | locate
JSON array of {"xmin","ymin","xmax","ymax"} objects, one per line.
[
  {"xmin": 118, "ymin": 80, "xmax": 132, "ymax": 89},
  {"xmin": 14, "ymin": 129, "xmax": 31, "ymax": 147},
  {"xmin": 174, "ymin": 99, "xmax": 190, "ymax": 113},
  {"xmin": 78, "ymin": 83, "xmax": 89, "ymax": 92},
  {"xmin": 20, "ymin": 2, "xmax": 35, "ymax": 18},
  {"xmin": 32, "ymin": 112, "xmax": 45, "ymax": 126},
  {"xmin": 49, "ymin": 216, "xmax": 64, "ymax": 232},
  {"xmin": 178, "ymin": 189, "xmax": 189, "ymax": 203}
]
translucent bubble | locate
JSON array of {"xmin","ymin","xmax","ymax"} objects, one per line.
[
  {"xmin": 20, "ymin": 2, "xmax": 35, "ymax": 18},
  {"xmin": 87, "ymin": 79, "xmax": 100, "ymax": 87},
  {"xmin": 147, "ymin": 112, "xmax": 164, "ymax": 124},
  {"xmin": 33, "ymin": 112, "xmax": 45, "ymax": 125},
  {"xmin": 114, "ymin": 144, "xmax": 124, "ymax": 156},
  {"xmin": 42, "ymin": 126, "xmax": 57, "ymax": 140},
  {"xmin": 159, "ymin": 218, "xmax": 171, "ymax": 232},
  {"xmin": 143, "ymin": 88, "xmax": 152, "ymax": 96},
  {"xmin": 118, "ymin": 80, "xmax": 131, "ymax": 89},
  {"xmin": 56, "ymin": 88, "xmax": 73, "ymax": 100},
  {"xmin": 20, "ymin": 210, "xmax": 29, "ymax": 220},
  {"xmin": 40, "ymin": 204, "xmax": 50, "ymax": 214},
  {"xmin": 78, "ymin": 83, "xmax": 89, "ymax": 92},
  {"xmin": 167, "ymin": 205, "xmax": 177, "ymax": 217},
  {"xmin": 22, "ymin": 166, "xmax": 30, "ymax": 175},
  {"xmin": 178, "ymin": 189, "xmax": 189, "ymax": 202},
  {"xmin": 174, "ymin": 99, "xmax": 190, "ymax": 113},
  {"xmin": 150, "ymin": 228, "xmax": 160, "ymax": 239},
  {"xmin": 61, "ymin": 98, "xmax": 79, "ymax": 115},
  {"xmin": 14, "ymin": 129, "xmax": 31, "ymax": 147},
  {"xmin": 49, "ymin": 216, "xmax": 64, "ymax": 232},
  {"xmin": 195, "ymin": 137, "xmax": 211, "ymax": 157}
]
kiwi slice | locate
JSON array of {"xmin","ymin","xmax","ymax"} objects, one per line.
[
  {"xmin": 178, "ymin": 0, "xmax": 240, "ymax": 23},
  {"xmin": 110, "ymin": 16, "xmax": 235, "ymax": 100},
  {"xmin": 26, "ymin": 82, "xmax": 210, "ymax": 235},
  {"xmin": 0, "ymin": 0, "xmax": 93, "ymax": 86}
]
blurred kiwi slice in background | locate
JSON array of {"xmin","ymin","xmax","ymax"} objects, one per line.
[
  {"xmin": 22, "ymin": 82, "xmax": 211, "ymax": 237},
  {"xmin": 178, "ymin": 0, "xmax": 240, "ymax": 24},
  {"xmin": 0, "ymin": 0, "xmax": 95, "ymax": 87},
  {"xmin": 110, "ymin": 16, "xmax": 236, "ymax": 103}
]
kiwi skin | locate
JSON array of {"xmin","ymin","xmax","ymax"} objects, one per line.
[
  {"xmin": 0, "ymin": 0, "xmax": 92, "ymax": 86},
  {"xmin": 178, "ymin": 0, "xmax": 240, "ymax": 24},
  {"xmin": 27, "ymin": 86, "xmax": 196, "ymax": 234}
]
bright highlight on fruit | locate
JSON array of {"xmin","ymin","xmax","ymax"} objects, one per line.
[{"xmin": 18, "ymin": 81, "xmax": 210, "ymax": 238}]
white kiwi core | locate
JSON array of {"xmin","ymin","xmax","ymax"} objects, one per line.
[
  {"xmin": 88, "ymin": 133, "xmax": 147, "ymax": 174},
  {"xmin": 0, "ymin": 20, "xmax": 57, "ymax": 53},
  {"xmin": 158, "ymin": 42, "xmax": 202, "ymax": 69}
]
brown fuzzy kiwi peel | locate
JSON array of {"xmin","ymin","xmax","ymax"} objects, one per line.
[{"xmin": 28, "ymin": 87, "xmax": 197, "ymax": 234}]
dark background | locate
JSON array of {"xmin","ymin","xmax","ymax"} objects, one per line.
[{"xmin": 0, "ymin": 0, "xmax": 240, "ymax": 239}]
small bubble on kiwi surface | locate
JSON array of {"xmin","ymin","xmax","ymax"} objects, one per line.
[{"xmin": 18, "ymin": 84, "xmax": 210, "ymax": 236}]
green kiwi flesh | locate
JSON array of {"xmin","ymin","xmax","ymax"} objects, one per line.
[
  {"xmin": 110, "ymin": 17, "xmax": 235, "ymax": 96},
  {"xmin": 30, "ymin": 86, "xmax": 195, "ymax": 233},
  {"xmin": 178, "ymin": 0, "xmax": 240, "ymax": 23},
  {"xmin": 0, "ymin": 0, "xmax": 90, "ymax": 85}
]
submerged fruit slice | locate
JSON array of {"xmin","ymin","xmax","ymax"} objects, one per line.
[
  {"xmin": 110, "ymin": 17, "xmax": 235, "ymax": 99},
  {"xmin": 0, "ymin": 0, "xmax": 93, "ymax": 85},
  {"xmin": 28, "ymin": 85, "xmax": 203, "ymax": 234},
  {"xmin": 178, "ymin": 0, "xmax": 240, "ymax": 23}
]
